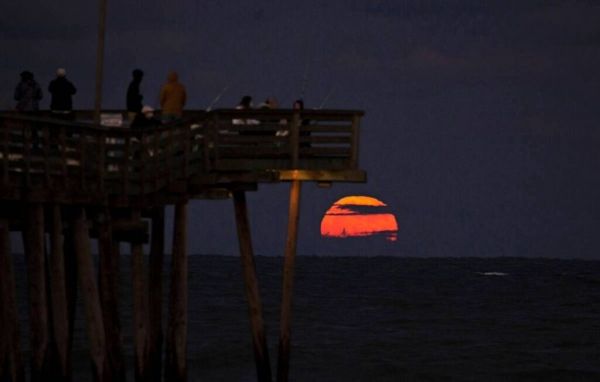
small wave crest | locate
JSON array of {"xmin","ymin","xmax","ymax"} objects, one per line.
[{"xmin": 476, "ymin": 272, "xmax": 509, "ymax": 276}]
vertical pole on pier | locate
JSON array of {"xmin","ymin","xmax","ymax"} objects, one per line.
[
  {"xmin": 94, "ymin": 0, "xmax": 107, "ymax": 124},
  {"xmin": 23, "ymin": 203, "xmax": 49, "ymax": 382},
  {"xmin": 131, "ymin": 209, "xmax": 149, "ymax": 382},
  {"xmin": 276, "ymin": 180, "xmax": 302, "ymax": 382},
  {"xmin": 0, "ymin": 219, "xmax": 25, "ymax": 382},
  {"xmin": 98, "ymin": 209, "xmax": 125, "ymax": 382},
  {"xmin": 232, "ymin": 191, "xmax": 273, "ymax": 382},
  {"xmin": 148, "ymin": 206, "xmax": 165, "ymax": 382},
  {"xmin": 165, "ymin": 202, "xmax": 188, "ymax": 382},
  {"xmin": 48, "ymin": 205, "xmax": 70, "ymax": 380},
  {"xmin": 73, "ymin": 207, "xmax": 106, "ymax": 381}
]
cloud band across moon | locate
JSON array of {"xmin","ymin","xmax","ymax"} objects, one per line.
[{"xmin": 321, "ymin": 196, "xmax": 398, "ymax": 242}]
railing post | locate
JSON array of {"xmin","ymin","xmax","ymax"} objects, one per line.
[
  {"xmin": 122, "ymin": 136, "xmax": 130, "ymax": 196},
  {"xmin": 98, "ymin": 131, "xmax": 106, "ymax": 193},
  {"xmin": 139, "ymin": 131, "xmax": 146, "ymax": 197},
  {"xmin": 153, "ymin": 130, "xmax": 160, "ymax": 193},
  {"xmin": 167, "ymin": 129, "xmax": 174, "ymax": 185},
  {"xmin": 2, "ymin": 119, "xmax": 8, "ymax": 185},
  {"xmin": 59, "ymin": 126, "xmax": 68, "ymax": 186},
  {"xmin": 351, "ymin": 114, "xmax": 360, "ymax": 169},
  {"xmin": 211, "ymin": 113, "xmax": 220, "ymax": 170},
  {"xmin": 79, "ymin": 131, "xmax": 86, "ymax": 190},
  {"xmin": 42, "ymin": 126, "xmax": 51, "ymax": 187},
  {"xmin": 290, "ymin": 112, "xmax": 300, "ymax": 168},
  {"xmin": 24, "ymin": 123, "xmax": 32, "ymax": 187}
]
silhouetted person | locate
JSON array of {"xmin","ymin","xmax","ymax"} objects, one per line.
[
  {"xmin": 233, "ymin": 95, "xmax": 258, "ymax": 125},
  {"xmin": 258, "ymin": 97, "xmax": 279, "ymax": 109},
  {"xmin": 14, "ymin": 70, "xmax": 42, "ymax": 111},
  {"xmin": 159, "ymin": 71, "xmax": 186, "ymax": 123},
  {"xmin": 293, "ymin": 99, "xmax": 310, "ymax": 147},
  {"xmin": 48, "ymin": 68, "xmax": 77, "ymax": 114},
  {"xmin": 127, "ymin": 69, "xmax": 144, "ymax": 121}
]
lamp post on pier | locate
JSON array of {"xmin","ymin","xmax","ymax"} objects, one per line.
[{"xmin": 94, "ymin": 0, "xmax": 107, "ymax": 124}]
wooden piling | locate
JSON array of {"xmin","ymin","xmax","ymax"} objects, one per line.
[
  {"xmin": 73, "ymin": 207, "xmax": 106, "ymax": 381},
  {"xmin": 98, "ymin": 209, "xmax": 125, "ymax": 382},
  {"xmin": 0, "ymin": 277, "xmax": 5, "ymax": 380},
  {"xmin": 148, "ymin": 206, "xmax": 166, "ymax": 382},
  {"xmin": 165, "ymin": 202, "xmax": 188, "ymax": 382},
  {"xmin": 48, "ymin": 205, "xmax": 70, "ymax": 380},
  {"xmin": 23, "ymin": 203, "xmax": 49, "ymax": 382},
  {"xmin": 0, "ymin": 219, "xmax": 25, "ymax": 382},
  {"xmin": 232, "ymin": 191, "xmax": 273, "ymax": 382},
  {"xmin": 131, "ymin": 209, "xmax": 149, "ymax": 382},
  {"xmin": 276, "ymin": 180, "xmax": 302, "ymax": 382},
  {"xmin": 63, "ymin": 222, "xmax": 78, "ymax": 377}
]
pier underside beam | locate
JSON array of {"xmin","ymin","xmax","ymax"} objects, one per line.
[{"xmin": 233, "ymin": 191, "xmax": 273, "ymax": 382}]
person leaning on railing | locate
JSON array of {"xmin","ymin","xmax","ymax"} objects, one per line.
[{"xmin": 131, "ymin": 105, "xmax": 160, "ymax": 129}]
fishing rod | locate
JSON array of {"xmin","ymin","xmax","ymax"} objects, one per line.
[
  {"xmin": 318, "ymin": 86, "xmax": 336, "ymax": 109},
  {"xmin": 298, "ymin": 36, "xmax": 316, "ymax": 101},
  {"xmin": 206, "ymin": 83, "xmax": 231, "ymax": 111}
]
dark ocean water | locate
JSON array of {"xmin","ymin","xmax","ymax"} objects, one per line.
[{"xmin": 11, "ymin": 256, "xmax": 600, "ymax": 381}]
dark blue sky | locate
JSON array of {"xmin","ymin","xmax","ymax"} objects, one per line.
[{"xmin": 2, "ymin": 1, "xmax": 600, "ymax": 257}]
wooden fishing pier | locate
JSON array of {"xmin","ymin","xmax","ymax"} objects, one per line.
[{"xmin": 0, "ymin": 108, "xmax": 365, "ymax": 382}]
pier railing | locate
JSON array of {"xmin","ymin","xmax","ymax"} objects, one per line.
[{"xmin": 0, "ymin": 109, "xmax": 364, "ymax": 200}]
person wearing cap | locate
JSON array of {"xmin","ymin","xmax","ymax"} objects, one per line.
[
  {"xmin": 127, "ymin": 69, "xmax": 144, "ymax": 121},
  {"xmin": 159, "ymin": 71, "xmax": 186, "ymax": 123},
  {"xmin": 14, "ymin": 70, "xmax": 43, "ymax": 111},
  {"xmin": 131, "ymin": 105, "xmax": 160, "ymax": 128},
  {"xmin": 48, "ymin": 68, "xmax": 77, "ymax": 114}
]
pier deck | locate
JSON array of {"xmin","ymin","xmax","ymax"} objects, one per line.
[{"xmin": 0, "ymin": 108, "xmax": 365, "ymax": 382}]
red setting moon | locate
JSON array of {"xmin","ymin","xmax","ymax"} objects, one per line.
[{"xmin": 320, "ymin": 195, "xmax": 398, "ymax": 241}]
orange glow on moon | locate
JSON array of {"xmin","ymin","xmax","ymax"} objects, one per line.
[{"xmin": 321, "ymin": 195, "xmax": 398, "ymax": 241}]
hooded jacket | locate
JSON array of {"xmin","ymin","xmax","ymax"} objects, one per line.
[
  {"xmin": 159, "ymin": 72, "xmax": 186, "ymax": 117},
  {"xmin": 14, "ymin": 79, "xmax": 43, "ymax": 111}
]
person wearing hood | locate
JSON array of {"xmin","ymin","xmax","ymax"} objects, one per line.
[
  {"xmin": 48, "ymin": 68, "xmax": 77, "ymax": 114},
  {"xmin": 127, "ymin": 69, "xmax": 144, "ymax": 121},
  {"xmin": 14, "ymin": 70, "xmax": 43, "ymax": 111},
  {"xmin": 159, "ymin": 71, "xmax": 186, "ymax": 123}
]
